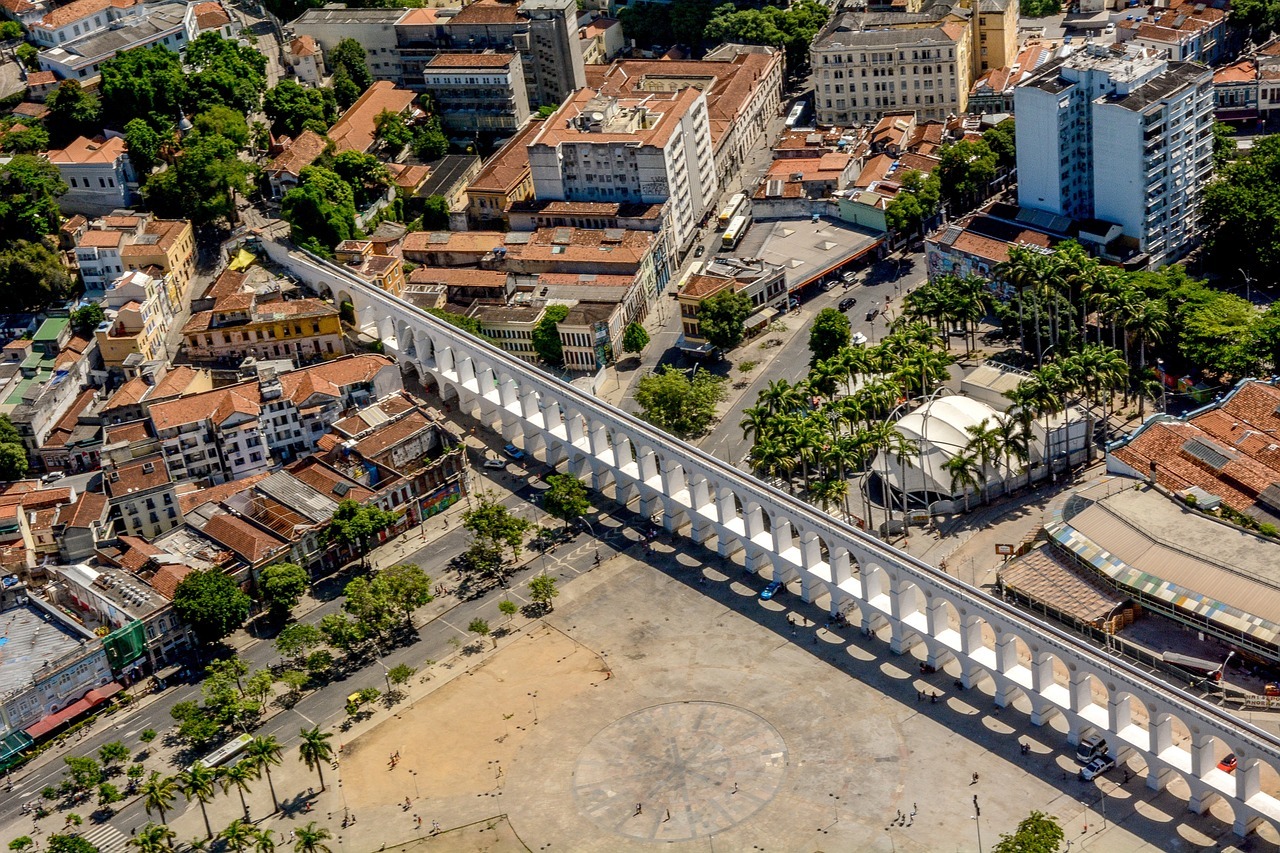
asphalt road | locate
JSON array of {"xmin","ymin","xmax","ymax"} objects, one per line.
[
  {"xmin": 2, "ymin": 464, "xmax": 644, "ymax": 836},
  {"xmin": 697, "ymin": 251, "xmax": 931, "ymax": 470}
]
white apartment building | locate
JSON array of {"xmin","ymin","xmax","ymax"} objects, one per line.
[
  {"xmin": 46, "ymin": 136, "xmax": 138, "ymax": 215},
  {"xmin": 144, "ymin": 355, "xmax": 402, "ymax": 485},
  {"xmin": 1015, "ymin": 45, "xmax": 1214, "ymax": 266},
  {"xmin": 421, "ymin": 51, "xmax": 531, "ymax": 134},
  {"xmin": 104, "ymin": 452, "xmax": 184, "ymax": 538},
  {"xmin": 527, "ymin": 87, "xmax": 717, "ymax": 251}
]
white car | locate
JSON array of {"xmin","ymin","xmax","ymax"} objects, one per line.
[
  {"xmin": 41, "ymin": 471, "xmax": 65, "ymax": 484},
  {"xmin": 483, "ymin": 458, "xmax": 506, "ymax": 469},
  {"xmin": 1079, "ymin": 756, "xmax": 1116, "ymax": 781},
  {"xmin": 850, "ymin": 332, "xmax": 869, "ymax": 346}
]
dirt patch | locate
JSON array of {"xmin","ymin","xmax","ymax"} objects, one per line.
[
  {"xmin": 342, "ymin": 626, "xmax": 604, "ymax": 807},
  {"xmin": 383, "ymin": 815, "xmax": 528, "ymax": 852}
]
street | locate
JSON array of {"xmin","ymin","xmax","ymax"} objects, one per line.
[{"xmin": 1, "ymin": 459, "xmax": 644, "ymax": 841}]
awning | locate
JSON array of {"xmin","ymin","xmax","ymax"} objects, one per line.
[
  {"xmin": 228, "ymin": 248, "xmax": 256, "ymax": 271},
  {"xmin": 25, "ymin": 682, "xmax": 123, "ymax": 739},
  {"xmin": 745, "ymin": 306, "xmax": 778, "ymax": 330},
  {"xmin": 0, "ymin": 731, "xmax": 32, "ymax": 764}
]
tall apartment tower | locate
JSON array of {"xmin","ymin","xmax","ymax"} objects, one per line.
[
  {"xmin": 1015, "ymin": 45, "xmax": 1213, "ymax": 266},
  {"xmin": 528, "ymin": 88, "xmax": 719, "ymax": 251},
  {"xmin": 521, "ymin": 0, "xmax": 587, "ymax": 107}
]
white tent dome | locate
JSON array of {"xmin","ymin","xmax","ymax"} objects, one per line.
[{"xmin": 871, "ymin": 393, "xmax": 1011, "ymax": 500}]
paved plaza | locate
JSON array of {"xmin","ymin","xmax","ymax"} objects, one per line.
[{"xmin": 320, "ymin": 543, "xmax": 1276, "ymax": 852}]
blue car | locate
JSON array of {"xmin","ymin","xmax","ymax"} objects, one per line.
[
  {"xmin": 760, "ymin": 581, "xmax": 783, "ymax": 601},
  {"xmin": 503, "ymin": 443, "xmax": 526, "ymax": 460}
]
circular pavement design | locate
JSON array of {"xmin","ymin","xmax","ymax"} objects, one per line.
[{"xmin": 571, "ymin": 700, "xmax": 788, "ymax": 841}]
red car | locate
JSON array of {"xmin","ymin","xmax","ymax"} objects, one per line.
[{"xmin": 1218, "ymin": 754, "xmax": 1238, "ymax": 773}]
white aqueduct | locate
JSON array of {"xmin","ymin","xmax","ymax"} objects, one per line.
[{"xmin": 264, "ymin": 238, "xmax": 1280, "ymax": 839}]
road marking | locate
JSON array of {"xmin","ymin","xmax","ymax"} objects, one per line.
[{"xmin": 294, "ymin": 709, "xmax": 315, "ymax": 725}]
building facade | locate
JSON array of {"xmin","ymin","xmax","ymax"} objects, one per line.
[
  {"xmin": 420, "ymin": 51, "xmax": 531, "ymax": 134},
  {"xmin": 46, "ymin": 136, "xmax": 139, "ymax": 215},
  {"xmin": 1015, "ymin": 45, "xmax": 1214, "ymax": 266},
  {"xmin": 528, "ymin": 88, "xmax": 717, "ymax": 251}
]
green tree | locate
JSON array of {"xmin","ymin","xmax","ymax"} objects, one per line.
[
  {"xmin": 96, "ymin": 782, "xmax": 123, "ymax": 812},
  {"xmin": 45, "ymin": 80, "xmax": 102, "ymax": 147},
  {"xmin": 99, "ymin": 44, "xmax": 187, "ymax": 129},
  {"xmin": 220, "ymin": 819, "xmax": 254, "ymax": 853},
  {"xmin": 532, "ymin": 304, "xmax": 570, "ymax": 365},
  {"xmin": 328, "ymin": 38, "xmax": 373, "ymax": 92},
  {"xmin": 219, "ymin": 760, "xmax": 259, "ymax": 821},
  {"xmin": 542, "ymin": 474, "xmax": 590, "ymax": 529},
  {"xmin": 98, "ymin": 740, "xmax": 129, "ymax": 768},
  {"xmin": 0, "ymin": 444, "xmax": 29, "ymax": 481},
  {"xmin": 244, "ymin": 669, "xmax": 274, "ymax": 705},
  {"xmin": 621, "ymin": 321, "xmax": 650, "ymax": 356},
  {"xmin": 937, "ymin": 139, "xmax": 999, "ymax": 209},
  {"xmin": 178, "ymin": 763, "xmax": 219, "ymax": 839},
  {"xmin": 0, "ymin": 416, "xmax": 19, "ymax": 446},
  {"xmin": 124, "ymin": 119, "xmax": 163, "ymax": 175},
  {"xmin": 297, "ymin": 726, "xmax": 334, "ymax": 792},
  {"xmin": 634, "ymin": 365, "xmax": 727, "ymax": 439},
  {"xmin": 809, "ymin": 307, "xmax": 851, "ymax": 367},
  {"xmin": 330, "ymin": 66, "xmax": 362, "ymax": 111},
  {"xmin": 426, "ymin": 308, "xmax": 485, "ymax": 337},
  {"xmin": 528, "ymin": 573, "xmax": 559, "ymax": 612},
  {"xmin": 462, "ymin": 492, "xmax": 532, "ymax": 569},
  {"xmin": 170, "ymin": 701, "xmax": 221, "ymax": 747},
  {"xmin": 259, "ymin": 562, "xmax": 309, "ymax": 618},
  {"xmin": 468, "ymin": 617, "xmax": 493, "ymax": 648},
  {"xmin": 0, "ymin": 155, "xmax": 67, "ymax": 238},
  {"xmin": 172, "ymin": 569, "xmax": 251, "ymax": 645},
  {"xmin": 323, "ymin": 498, "xmax": 399, "ymax": 563},
  {"xmin": 1202, "ymin": 134, "xmax": 1280, "ymax": 285},
  {"xmin": 16, "ymin": 43, "xmax": 37, "ymax": 70},
  {"xmin": 884, "ymin": 169, "xmax": 941, "ymax": 236},
  {"xmin": 71, "ymin": 304, "xmax": 106, "ymax": 336},
  {"xmin": 704, "ymin": 0, "xmax": 829, "ymax": 73},
  {"xmin": 245, "ymin": 736, "xmax": 284, "ymax": 814},
  {"xmin": 499, "ymin": 598, "xmax": 518, "ymax": 622},
  {"xmin": 275, "ymin": 622, "xmax": 323, "ymax": 661},
  {"xmin": 64, "ymin": 756, "xmax": 103, "ymax": 792},
  {"xmin": 991, "ymin": 810, "xmax": 1065, "ymax": 853},
  {"xmin": 185, "ymin": 33, "xmax": 268, "ymax": 115},
  {"xmin": 128, "ymin": 823, "xmax": 177, "ymax": 853},
  {"xmin": 253, "ymin": 828, "xmax": 277, "ymax": 853},
  {"xmin": 143, "ymin": 131, "xmax": 251, "ymax": 225},
  {"xmin": 9, "ymin": 838, "xmax": 34, "ymax": 852},
  {"xmin": 46, "ymin": 837, "xmax": 96, "ymax": 853},
  {"xmin": 1, "ymin": 124, "xmax": 49, "ymax": 154},
  {"xmin": 699, "ymin": 289, "xmax": 752, "ymax": 351},
  {"xmin": 412, "ymin": 123, "xmax": 449, "ymax": 160},
  {"xmin": 330, "ymin": 149, "xmax": 391, "ymax": 207},
  {"xmin": 264, "ymin": 81, "xmax": 336, "ymax": 137},
  {"xmin": 1019, "ymin": 0, "xmax": 1061, "ymax": 16},
  {"xmin": 422, "ymin": 194, "xmax": 450, "ymax": 228},
  {"xmin": 192, "ymin": 105, "xmax": 250, "ymax": 148},
  {"xmin": 281, "ymin": 166, "xmax": 357, "ymax": 255},
  {"xmin": 374, "ymin": 109, "xmax": 412, "ymax": 150},
  {"xmin": 372, "ymin": 562, "xmax": 433, "ymax": 627},
  {"xmin": 0, "ymin": 240, "xmax": 74, "ymax": 311},
  {"xmin": 141, "ymin": 772, "xmax": 177, "ymax": 825},
  {"xmin": 387, "ymin": 662, "xmax": 416, "ymax": 687},
  {"xmin": 982, "ymin": 119, "xmax": 1016, "ymax": 168},
  {"xmin": 293, "ymin": 822, "xmax": 332, "ymax": 853}
]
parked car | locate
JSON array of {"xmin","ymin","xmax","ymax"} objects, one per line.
[
  {"xmin": 820, "ymin": 279, "xmax": 837, "ymax": 291},
  {"xmin": 1078, "ymin": 756, "xmax": 1116, "ymax": 781},
  {"xmin": 1218, "ymin": 754, "xmax": 1238, "ymax": 773},
  {"xmin": 760, "ymin": 580, "xmax": 783, "ymax": 601},
  {"xmin": 839, "ymin": 297, "xmax": 858, "ymax": 312},
  {"xmin": 41, "ymin": 471, "xmax": 64, "ymax": 484},
  {"xmin": 695, "ymin": 245, "xmax": 706, "ymax": 257},
  {"xmin": 503, "ymin": 443, "xmax": 526, "ymax": 460},
  {"xmin": 483, "ymin": 458, "xmax": 506, "ymax": 469},
  {"xmin": 1076, "ymin": 735, "xmax": 1108, "ymax": 764}
]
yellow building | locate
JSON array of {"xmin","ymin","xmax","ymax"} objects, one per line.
[
  {"xmin": 183, "ymin": 294, "xmax": 345, "ymax": 364},
  {"xmin": 973, "ymin": 0, "xmax": 1018, "ymax": 76},
  {"xmin": 333, "ymin": 240, "xmax": 407, "ymax": 297},
  {"xmin": 97, "ymin": 268, "xmax": 174, "ymax": 369},
  {"xmin": 465, "ymin": 118, "xmax": 542, "ymax": 228}
]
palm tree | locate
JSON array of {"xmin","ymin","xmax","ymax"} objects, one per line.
[
  {"xmin": 178, "ymin": 762, "xmax": 220, "ymax": 839},
  {"xmin": 297, "ymin": 727, "xmax": 334, "ymax": 793},
  {"xmin": 1020, "ymin": 364, "xmax": 1069, "ymax": 482},
  {"xmin": 993, "ymin": 414, "xmax": 1032, "ymax": 491},
  {"xmin": 896, "ymin": 348, "xmax": 953, "ymax": 399},
  {"xmin": 963, "ymin": 418, "xmax": 1003, "ymax": 504},
  {"xmin": 220, "ymin": 819, "xmax": 255, "ymax": 853},
  {"xmin": 739, "ymin": 404, "xmax": 772, "ymax": 445},
  {"xmin": 759, "ymin": 379, "xmax": 805, "ymax": 415},
  {"xmin": 141, "ymin": 772, "xmax": 177, "ymax": 826},
  {"xmin": 253, "ymin": 829, "xmax": 277, "ymax": 853},
  {"xmin": 863, "ymin": 421, "xmax": 916, "ymax": 530},
  {"xmin": 246, "ymin": 735, "xmax": 284, "ymax": 813},
  {"xmin": 187, "ymin": 837, "xmax": 211, "ymax": 853},
  {"xmin": 809, "ymin": 477, "xmax": 848, "ymax": 513},
  {"xmin": 129, "ymin": 823, "xmax": 177, "ymax": 853},
  {"xmin": 1128, "ymin": 297, "xmax": 1169, "ymax": 418},
  {"xmin": 942, "ymin": 452, "xmax": 981, "ymax": 512},
  {"xmin": 219, "ymin": 760, "xmax": 259, "ymax": 821},
  {"xmin": 293, "ymin": 822, "xmax": 333, "ymax": 853},
  {"xmin": 748, "ymin": 435, "xmax": 793, "ymax": 486}
]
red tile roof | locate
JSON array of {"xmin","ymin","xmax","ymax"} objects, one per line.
[
  {"xmin": 327, "ymin": 81, "xmax": 416, "ymax": 154},
  {"xmin": 201, "ymin": 513, "xmax": 287, "ymax": 564}
]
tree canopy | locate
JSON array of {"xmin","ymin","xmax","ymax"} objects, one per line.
[
  {"xmin": 884, "ymin": 169, "xmax": 941, "ymax": 235},
  {"xmin": 123, "ymin": 118, "xmax": 163, "ymax": 176},
  {"xmin": 330, "ymin": 150, "xmax": 391, "ymax": 208},
  {"xmin": 281, "ymin": 166, "xmax": 357, "ymax": 255},
  {"xmin": 699, "ymin": 289, "xmax": 753, "ymax": 351},
  {"xmin": 44, "ymin": 80, "xmax": 101, "ymax": 147},
  {"xmin": 532, "ymin": 304, "xmax": 570, "ymax": 365},
  {"xmin": 142, "ymin": 129, "xmax": 251, "ymax": 225},
  {"xmin": 172, "ymin": 569, "xmax": 251, "ymax": 645},
  {"xmin": 99, "ymin": 44, "xmax": 187, "ymax": 130},
  {"xmin": 1201, "ymin": 133, "xmax": 1280, "ymax": 284},
  {"xmin": 991, "ymin": 810, "xmax": 1064, "ymax": 853},
  {"xmin": 622, "ymin": 321, "xmax": 650, "ymax": 355},
  {"xmin": 704, "ymin": 0, "xmax": 829, "ymax": 72},
  {"xmin": 542, "ymin": 474, "xmax": 590, "ymax": 528},
  {"xmin": 0, "ymin": 240, "xmax": 75, "ymax": 311},
  {"xmin": 329, "ymin": 39, "xmax": 374, "ymax": 93},
  {"xmin": 0, "ymin": 155, "xmax": 67, "ymax": 239},
  {"xmin": 264, "ymin": 80, "xmax": 337, "ymax": 137},
  {"xmin": 809, "ymin": 307, "xmax": 851, "ymax": 366},
  {"xmin": 323, "ymin": 499, "xmax": 398, "ymax": 560},
  {"xmin": 185, "ymin": 33, "xmax": 268, "ymax": 115},
  {"xmin": 937, "ymin": 138, "xmax": 999, "ymax": 209},
  {"xmin": 634, "ymin": 365, "xmax": 727, "ymax": 439},
  {"xmin": 259, "ymin": 562, "xmax": 309, "ymax": 617}
]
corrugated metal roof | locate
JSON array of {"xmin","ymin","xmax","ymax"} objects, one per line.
[{"xmin": 256, "ymin": 472, "xmax": 338, "ymax": 524}]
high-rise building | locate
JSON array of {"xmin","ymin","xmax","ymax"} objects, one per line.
[
  {"xmin": 527, "ymin": 88, "xmax": 718, "ymax": 251},
  {"xmin": 1015, "ymin": 45, "xmax": 1213, "ymax": 266}
]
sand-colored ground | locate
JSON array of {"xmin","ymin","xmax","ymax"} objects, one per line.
[{"xmin": 342, "ymin": 626, "xmax": 603, "ymax": 810}]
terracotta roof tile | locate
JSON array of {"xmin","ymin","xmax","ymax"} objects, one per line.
[
  {"xmin": 289, "ymin": 35, "xmax": 318, "ymax": 57},
  {"xmin": 149, "ymin": 564, "xmax": 193, "ymax": 599},
  {"xmin": 425, "ymin": 52, "xmax": 515, "ymax": 68},
  {"xmin": 178, "ymin": 471, "xmax": 270, "ymax": 514},
  {"xmin": 65, "ymin": 491, "xmax": 107, "ymax": 528},
  {"xmin": 105, "ymin": 454, "xmax": 170, "ymax": 498},
  {"xmin": 327, "ymin": 81, "xmax": 415, "ymax": 154},
  {"xmin": 201, "ymin": 512, "xmax": 287, "ymax": 563},
  {"xmin": 449, "ymin": 0, "xmax": 520, "ymax": 24},
  {"xmin": 267, "ymin": 129, "xmax": 328, "ymax": 178}
]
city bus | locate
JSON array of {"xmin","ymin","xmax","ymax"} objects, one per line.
[
  {"xmin": 785, "ymin": 102, "xmax": 807, "ymax": 129},
  {"xmin": 186, "ymin": 733, "xmax": 252, "ymax": 773},
  {"xmin": 722, "ymin": 212, "xmax": 752, "ymax": 251},
  {"xmin": 716, "ymin": 193, "xmax": 748, "ymax": 230}
]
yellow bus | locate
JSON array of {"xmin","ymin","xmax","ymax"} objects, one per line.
[{"xmin": 717, "ymin": 193, "xmax": 748, "ymax": 230}]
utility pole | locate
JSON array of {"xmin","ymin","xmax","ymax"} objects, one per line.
[{"xmin": 973, "ymin": 795, "xmax": 983, "ymax": 853}]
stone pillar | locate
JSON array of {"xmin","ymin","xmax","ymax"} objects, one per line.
[
  {"xmin": 831, "ymin": 550, "xmax": 852, "ymax": 586},
  {"xmin": 638, "ymin": 449, "xmax": 659, "ymax": 485},
  {"xmin": 565, "ymin": 411, "xmax": 585, "ymax": 447},
  {"xmin": 773, "ymin": 517, "xmax": 793, "ymax": 555},
  {"xmin": 689, "ymin": 478, "xmax": 713, "ymax": 521},
  {"xmin": 588, "ymin": 423, "xmax": 611, "ymax": 461},
  {"xmin": 661, "ymin": 459, "xmax": 686, "ymax": 498},
  {"xmin": 519, "ymin": 390, "xmax": 541, "ymax": 421},
  {"xmin": 994, "ymin": 634, "xmax": 1019, "ymax": 675},
  {"xmin": 743, "ymin": 505, "xmax": 765, "ymax": 542},
  {"xmin": 1068, "ymin": 672, "xmax": 1093, "ymax": 716},
  {"xmin": 1187, "ymin": 735, "xmax": 1216, "ymax": 779},
  {"xmin": 498, "ymin": 376, "xmax": 519, "ymax": 409},
  {"xmin": 799, "ymin": 533, "xmax": 822, "ymax": 571},
  {"xmin": 959, "ymin": 615, "xmax": 983, "ymax": 657},
  {"xmin": 1107, "ymin": 695, "xmax": 1133, "ymax": 742}
]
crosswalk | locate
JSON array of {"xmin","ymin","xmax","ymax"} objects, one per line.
[{"xmin": 76, "ymin": 823, "xmax": 130, "ymax": 853}]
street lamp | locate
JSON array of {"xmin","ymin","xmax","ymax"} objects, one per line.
[
  {"xmin": 1239, "ymin": 268, "xmax": 1253, "ymax": 303},
  {"xmin": 1156, "ymin": 358, "xmax": 1168, "ymax": 413},
  {"xmin": 973, "ymin": 794, "xmax": 983, "ymax": 853}
]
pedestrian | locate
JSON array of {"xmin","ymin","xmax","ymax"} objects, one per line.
[
  {"xmin": 931, "ymin": 691, "xmax": 938, "ymax": 703},
  {"xmin": 635, "ymin": 803, "xmax": 643, "ymax": 816},
  {"xmin": 431, "ymin": 820, "xmax": 440, "ymax": 834},
  {"xmin": 972, "ymin": 772, "xmax": 979, "ymax": 784},
  {"xmin": 912, "ymin": 803, "xmax": 917, "ymax": 816},
  {"xmin": 664, "ymin": 809, "xmax": 671, "ymax": 822},
  {"xmin": 733, "ymin": 782, "xmax": 738, "ymax": 794},
  {"xmin": 1123, "ymin": 770, "xmax": 1130, "ymax": 783}
]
